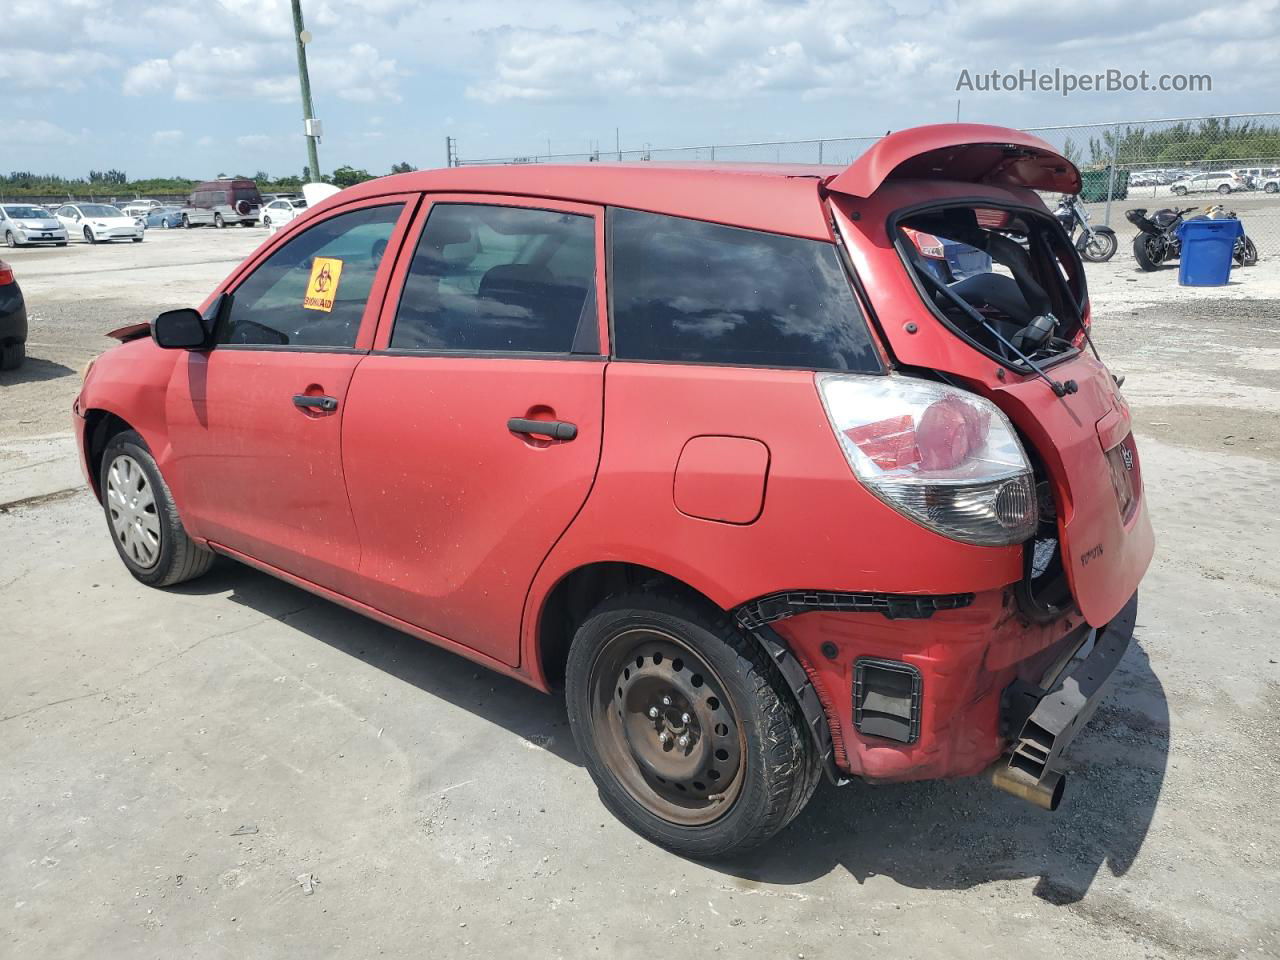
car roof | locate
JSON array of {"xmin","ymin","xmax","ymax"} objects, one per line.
[{"xmin": 336, "ymin": 163, "xmax": 841, "ymax": 240}]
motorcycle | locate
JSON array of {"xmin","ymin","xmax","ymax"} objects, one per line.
[
  {"xmin": 1054, "ymin": 195, "xmax": 1118, "ymax": 262},
  {"xmin": 1126, "ymin": 204, "xmax": 1258, "ymax": 271}
]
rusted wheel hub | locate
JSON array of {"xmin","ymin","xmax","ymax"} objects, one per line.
[{"xmin": 590, "ymin": 627, "xmax": 744, "ymax": 825}]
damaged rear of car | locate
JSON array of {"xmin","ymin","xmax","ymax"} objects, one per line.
[{"xmin": 816, "ymin": 124, "xmax": 1154, "ymax": 808}]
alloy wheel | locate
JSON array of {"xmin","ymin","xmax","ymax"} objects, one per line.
[
  {"xmin": 4, "ymin": 232, "xmax": 15, "ymax": 248},
  {"xmin": 588, "ymin": 627, "xmax": 745, "ymax": 826},
  {"xmin": 106, "ymin": 454, "xmax": 161, "ymax": 569}
]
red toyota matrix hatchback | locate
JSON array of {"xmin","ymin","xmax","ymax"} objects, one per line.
[{"xmin": 74, "ymin": 124, "xmax": 1153, "ymax": 856}]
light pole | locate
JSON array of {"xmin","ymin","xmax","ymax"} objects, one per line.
[{"xmin": 291, "ymin": 0, "xmax": 321, "ymax": 180}]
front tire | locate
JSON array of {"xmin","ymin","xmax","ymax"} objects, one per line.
[
  {"xmin": 1265, "ymin": 182, "xmax": 1279, "ymax": 194},
  {"xmin": 1218, "ymin": 183, "xmax": 1232, "ymax": 195},
  {"xmin": 1133, "ymin": 233, "xmax": 1165, "ymax": 271},
  {"xmin": 1235, "ymin": 236, "xmax": 1258, "ymax": 267},
  {"xmin": 565, "ymin": 590, "xmax": 819, "ymax": 858},
  {"xmin": 1172, "ymin": 185, "xmax": 1187, "ymax": 196},
  {"xmin": 1, "ymin": 341, "xmax": 24, "ymax": 370},
  {"xmin": 83, "ymin": 226, "xmax": 96, "ymax": 244},
  {"xmin": 1078, "ymin": 228, "xmax": 1118, "ymax": 263},
  {"xmin": 181, "ymin": 214, "xmax": 191, "ymax": 229},
  {"xmin": 100, "ymin": 430, "xmax": 215, "ymax": 587},
  {"xmin": 213, "ymin": 213, "xmax": 225, "ymax": 228},
  {"xmin": 4, "ymin": 231, "xmax": 16, "ymax": 248}
]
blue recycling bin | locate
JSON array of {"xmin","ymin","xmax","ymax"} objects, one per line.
[{"xmin": 1176, "ymin": 218, "xmax": 1243, "ymax": 286}]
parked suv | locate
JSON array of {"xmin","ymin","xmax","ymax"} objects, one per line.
[
  {"xmin": 181, "ymin": 178, "xmax": 262, "ymax": 228},
  {"xmin": 74, "ymin": 124, "xmax": 1153, "ymax": 856},
  {"xmin": 1170, "ymin": 171, "xmax": 1248, "ymax": 195}
]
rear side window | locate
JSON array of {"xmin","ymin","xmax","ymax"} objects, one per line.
[
  {"xmin": 608, "ymin": 208, "xmax": 879, "ymax": 372},
  {"xmin": 391, "ymin": 203, "xmax": 596, "ymax": 354}
]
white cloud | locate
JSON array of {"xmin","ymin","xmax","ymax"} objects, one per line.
[
  {"xmin": 0, "ymin": 48, "xmax": 115, "ymax": 91},
  {"xmin": 11, "ymin": 119, "xmax": 84, "ymax": 145},
  {"xmin": 123, "ymin": 58, "xmax": 174, "ymax": 96},
  {"xmin": 151, "ymin": 129, "xmax": 184, "ymax": 144},
  {"xmin": 236, "ymin": 134, "xmax": 274, "ymax": 149}
]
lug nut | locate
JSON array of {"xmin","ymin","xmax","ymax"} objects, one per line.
[
  {"xmin": 648, "ymin": 707, "xmax": 659, "ymax": 719},
  {"xmin": 659, "ymin": 731, "xmax": 672, "ymax": 745},
  {"xmin": 681, "ymin": 712, "xmax": 691, "ymax": 724},
  {"xmin": 677, "ymin": 735, "xmax": 690, "ymax": 750},
  {"xmin": 662, "ymin": 696, "xmax": 672, "ymax": 706}
]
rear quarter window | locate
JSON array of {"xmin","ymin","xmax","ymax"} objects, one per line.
[{"xmin": 608, "ymin": 208, "xmax": 879, "ymax": 372}]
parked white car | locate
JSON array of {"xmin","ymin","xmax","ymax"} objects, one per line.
[
  {"xmin": 120, "ymin": 200, "xmax": 165, "ymax": 218},
  {"xmin": 260, "ymin": 196, "xmax": 309, "ymax": 231},
  {"xmin": 1170, "ymin": 171, "xmax": 1250, "ymax": 195},
  {"xmin": 1, "ymin": 204, "xmax": 69, "ymax": 247},
  {"xmin": 55, "ymin": 204, "xmax": 145, "ymax": 244}
]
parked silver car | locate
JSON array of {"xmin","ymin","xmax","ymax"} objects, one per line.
[{"xmin": 1, "ymin": 204, "xmax": 69, "ymax": 247}]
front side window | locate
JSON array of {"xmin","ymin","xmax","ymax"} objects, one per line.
[
  {"xmin": 391, "ymin": 203, "xmax": 596, "ymax": 354},
  {"xmin": 608, "ymin": 208, "xmax": 880, "ymax": 372},
  {"xmin": 217, "ymin": 203, "xmax": 403, "ymax": 348}
]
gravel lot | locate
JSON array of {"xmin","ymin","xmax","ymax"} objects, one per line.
[{"xmin": 2, "ymin": 228, "xmax": 1278, "ymax": 959}]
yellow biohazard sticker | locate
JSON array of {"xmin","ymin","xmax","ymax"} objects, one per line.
[{"xmin": 303, "ymin": 257, "xmax": 343, "ymax": 312}]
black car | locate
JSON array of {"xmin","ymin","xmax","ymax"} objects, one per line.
[{"xmin": 1, "ymin": 259, "xmax": 27, "ymax": 370}]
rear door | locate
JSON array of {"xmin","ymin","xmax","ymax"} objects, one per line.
[
  {"xmin": 165, "ymin": 195, "xmax": 417, "ymax": 592},
  {"xmin": 341, "ymin": 195, "xmax": 607, "ymax": 666}
]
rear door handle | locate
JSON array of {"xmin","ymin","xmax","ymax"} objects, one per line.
[
  {"xmin": 508, "ymin": 417, "xmax": 577, "ymax": 441},
  {"xmin": 293, "ymin": 394, "xmax": 338, "ymax": 412}
]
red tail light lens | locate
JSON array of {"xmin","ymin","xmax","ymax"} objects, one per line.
[
  {"xmin": 818, "ymin": 374, "xmax": 1037, "ymax": 546},
  {"xmin": 901, "ymin": 227, "xmax": 945, "ymax": 259},
  {"xmin": 0, "ymin": 261, "xmax": 14, "ymax": 286}
]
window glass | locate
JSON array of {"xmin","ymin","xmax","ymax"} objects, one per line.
[
  {"xmin": 391, "ymin": 203, "xmax": 596, "ymax": 354},
  {"xmin": 609, "ymin": 208, "xmax": 879, "ymax": 372},
  {"xmin": 218, "ymin": 204, "xmax": 402, "ymax": 348}
]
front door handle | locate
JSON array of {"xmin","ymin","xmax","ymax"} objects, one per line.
[
  {"xmin": 293, "ymin": 394, "xmax": 338, "ymax": 412},
  {"xmin": 508, "ymin": 417, "xmax": 577, "ymax": 441}
]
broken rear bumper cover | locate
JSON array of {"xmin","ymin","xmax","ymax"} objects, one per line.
[{"xmin": 743, "ymin": 588, "xmax": 1137, "ymax": 791}]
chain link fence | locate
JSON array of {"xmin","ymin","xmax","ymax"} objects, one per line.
[{"xmin": 456, "ymin": 112, "xmax": 1280, "ymax": 263}]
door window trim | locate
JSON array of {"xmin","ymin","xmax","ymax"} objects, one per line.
[
  {"xmin": 210, "ymin": 192, "xmax": 422, "ymax": 354},
  {"xmin": 369, "ymin": 193, "xmax": 609, "ymax": 358}
]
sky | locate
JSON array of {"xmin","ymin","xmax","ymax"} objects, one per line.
[{"xmin": 6, "ymin": 0, "xmax": 1280, "ymax": 179}]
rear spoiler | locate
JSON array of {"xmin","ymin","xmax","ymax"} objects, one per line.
[{"xmin": 106, "ymin": 322, "xmax": 150, "ymax": 343}]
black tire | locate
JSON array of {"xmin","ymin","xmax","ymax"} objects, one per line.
[
  {"xmin": 1, "ymin": 341, "xmax": 24, "ymax": 371},
  {"xmin": 56, "ymin": 241, "xmax": 67, "ymax": 247},
  {"xmin": 214, "ymin": 213, "xmax": 225, "ymax": 229},
  {"xmin": 83, "ymin": 226, "xmax": 96, "ymax": 245},
  {"xmin": 182, "ymin": 214, "xmax": 191, "ymax": 229},
  {"xmin": 1235, "ymin": 236, "xmax": 1258, "ymax": 267},
  {"xmin": 1217, "ymin": 183, "xmax": 1231, "ymax": 195},
  {"xmin": 1265, "ymin": 182, "xmax": 1279, "ymax": 195},
  {"xmin": 1133, "ymin": 233, "xmax": 1164, "ymax": 271},
  {"xmin": 565, "ymin": 589, "xmax": 819, "ymax": 858},
  {"xmin": 162, "ymin": 219, "xmax": 171, "ymax": 229},
  {"xmin": 4, "ymin": 231, "xmax": 16, "ymax": 248},
  {"xmin": 1078, "ymin": 228, "xmax": 1118, "ymax": 263},
  {"xmin": 263, "ymin": 216, "xmax": 272, "ymax": 229},
  {"xmin": 132, "ymin": 237, "xmax": 144, "ymax": 243},
  {"xmin": 99, "ymin": 430, "xmax": 214, "ymax": 587},
  {"xmin": 1172, "ymin": 185, "xmax": 1187, "ymax": 196}
]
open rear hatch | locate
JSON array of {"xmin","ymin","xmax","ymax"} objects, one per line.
[{"xmin": 828, "ymin": 125, "xmax": 1149, "ymax": 626}]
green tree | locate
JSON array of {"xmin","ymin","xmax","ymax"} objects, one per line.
[
  {"xmin": 330, "ymin": 165, "xmax": 375, "ymax": 187},
  {"xmin": 390, "ymin": 161, "xmax": 416, "ymax": 174}
]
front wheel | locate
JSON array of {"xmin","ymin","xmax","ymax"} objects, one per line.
[
  {"xmin": 1078, "ymin": 228, "xmax": 1118, "ymax": 263},
  {"xmin": 1172, "ymin": 185, "xmax": 1188, "ymax": 196},
  {"xmin": 565, "ymin": 590, "xmax": 819, "ymax": 858},
  {"xmin": 213, "ymin": 213, "xmax": 225, "ymax": 228},
  {"xmin": 1265, "ymin": 182, "xmax": 1279, "ymax": 195},
  {"xmin": 162, "ymin": 219, "xmax": 171, "ymax": 229},
  {"xmin": 1133, "ymin": 233, "xmax": 1165, "ymax": 271},
  {"xmin": 1218, "ymin": 183, "xmax": 1232, "ymax": 195},
  {"xmin": 1235, "ymin": 236, "xmax": 1259, "ymax": 267},
  {"xmin": 100, "ymin": 430, "xmax": 215, "ymax": 587},
  {"xmin": 181, "ymin": 214, "xmax": 191, "ymax": 229},
  {"xmin": 4, "ymin": 231, "xmax": 16, "ymax": 248},
  {"xmin": 83, "ymin": 226, "xmax": 96, "ymax": 244}
]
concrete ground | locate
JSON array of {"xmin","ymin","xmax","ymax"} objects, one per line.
[{"xmin": 2, "ymin": 228, "xmax": 1278, "ymax": 959}]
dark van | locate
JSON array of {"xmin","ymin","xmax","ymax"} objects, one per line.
[{"xmin": 181, "ymin": 179, "xmax": 262, "ymax": 228}]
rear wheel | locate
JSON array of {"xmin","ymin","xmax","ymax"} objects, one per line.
[
  {"xmin": 1, "ymin": 341, "xmax": 24, "ymax": 371},
  {"xmin": 181, "ymin": 214, "xmax": 191, "ymax": 229},
  {"xmin": 1133, "ymin": 233, "xmax": 1164, "ymax": 271},
  {"xmin": 213, "ymin": 213, "xmax": 225, "ymax": 228},
  {"xmin": 1172, "ymin": 185, "xmax": 1187, "ymax": 196},
  {"xmin": 1265, "ymin": 182, "xmax": 1279, "ymax": 195},
  {"xmin": 1235, "ymin": 236, "xmax": 1258, "ymax": 267},
  {"xmin": 1218, "ymin": 183, "xmax": 1232, "ymax": 195},
  {"xmin": 565, "ymin": 590, "xmax": 819, "ymax": 858},
  {"xmin": 100, "ymin": 430, "xmax": 215, "ymax": 587}
]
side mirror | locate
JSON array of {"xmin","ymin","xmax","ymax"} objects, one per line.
[{"xmin": 152, "ymin": 308, "xmax": 209, "ymax": 349}]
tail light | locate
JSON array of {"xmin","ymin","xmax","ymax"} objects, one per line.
[
  {"xmin": 817, "ymin": 374, "xmax": 1037, "ymax": 546},
  {"xmin": 1072, "ymin": 302, "xmax": 1092, "ymax": 348},
  {"xmin": 0, "ymin": 261, "xmax": 14, "ymax": 286},
  {"xmin": 901, "ymin": 226, "xmax": 945, "ymax": 259}
]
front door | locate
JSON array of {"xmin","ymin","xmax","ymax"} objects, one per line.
[
  {"xmin": 165, "ymin": 196, "xmax": 417, "ymax": 591},
  {"xmin": 341, "ymin": 196, "xmax": 608, "ymax": 665}
]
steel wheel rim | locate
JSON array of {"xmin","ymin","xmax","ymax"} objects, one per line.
[
  {"xmin": 106, "ymin": 454, "xmax": 161, "ymax": 569},
  {"xmin": 588, "ymin": 627, "xmax": 746, "ymax": 826},
  {"xmin": 1087, "ymin": 233, "xmax": 1115, "ymax": 260}
]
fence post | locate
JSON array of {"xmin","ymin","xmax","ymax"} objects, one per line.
[
  {"xmin": 710, "ymin": 146, "xmax": 715, "ymax": 162},
  {"xmin": 1103, "ymin": 123, "xmax": 1120, "ymax": 227},
  {"xmin": 818, "ymin": 140, "xmax": 824, "ymax": 164}
]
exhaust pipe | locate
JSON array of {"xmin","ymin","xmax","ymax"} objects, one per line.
[{"xmin": 987, "ymin": 757, "xmax": 1066, "ymax": 811}]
